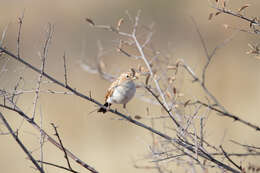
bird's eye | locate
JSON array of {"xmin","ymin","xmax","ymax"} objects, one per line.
[{"xmin": 126, "ymin": 75, "xmax": 130, "ymax": 78}]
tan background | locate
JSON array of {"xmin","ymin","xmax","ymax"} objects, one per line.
[{"xmin": 0, "ymin": 0, "xmax": 260, "ymax": 172}]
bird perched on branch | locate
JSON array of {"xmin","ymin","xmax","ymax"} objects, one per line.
[{"xmin": 98, "ymin": 70, "xmax": 137, "ymax": 113}]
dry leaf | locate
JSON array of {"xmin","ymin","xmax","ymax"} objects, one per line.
[
  {"xmin": 215, "ymin": 11, "xmax": 222, "ymax": 16},
  {"xmin": 117, "ymin": 18, "xmax": 124, "ymax": 30},
  {"xmin": 208, "ymin": 13, "xmax": 214, "ymax": 20},
  {"xmin": 134, "ymin": 115, "xmax": 142, "ymax": 119},
  {"xmin": 238, "ymin": 4, "xmax": 250, "ymax": 13},
  {"xmin": 184, "ymin": 100, "xmax": 191, "ymax": 107},
  {"xmin": 85, "ymin": 18, "xmax": 95, "ymax": 26},
  {"xmin": 145, "ymin": 74, "xmax": 150, "ymax": 85},
  {"xmin": 173, "ymin": 87, "xmax": 177, "ymax": 95}
]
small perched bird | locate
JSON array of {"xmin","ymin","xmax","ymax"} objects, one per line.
[{"xmin": 98, "ymin": 71, "xmax": 137, "ymax": 113}]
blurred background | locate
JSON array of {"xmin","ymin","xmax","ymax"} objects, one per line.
[{"xmin": 0, "ymin": 0, "xmax": 260, "ymax": 172}]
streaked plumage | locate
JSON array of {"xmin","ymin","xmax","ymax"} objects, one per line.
[{"xmin": 98, "ymin": 72, "xmax": 136, "ymax": 113}]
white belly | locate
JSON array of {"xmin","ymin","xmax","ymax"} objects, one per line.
[{"xmin": 107, "ymin": 81, "xmax": 136, "ymax": 104}]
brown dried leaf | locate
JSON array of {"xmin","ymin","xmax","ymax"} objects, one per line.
[
  {"xmin": 117, "ymin": 18, "xmax": 124, "ymax": 30},
  {"xmin": 238, "ymin": 4, "xmax": 250, "ymax": 13},
  {"xmin": 118, "ymin": 48, "xmax": 131, "ymax": 57},
  {"xmin": 145, "ymin": 74, "xmax": 150, "ymax": 85},
  {"xmin": 134, "ymin": 115, "xmax": 142, "ymax": 119},
  {"xmin": 215, "ymin": 11, "xmax": 222, "ymax": 16},
  {"xmin": 173, "ymin": 87, "xmax": 177, "ymax": 95},
  {"xmin": 208, "ymin": 13, "xmax": 214, "ymax": 20},
  {"xmin": 184, "ymin": 100, "xmax": 191, "ymax": 107},
  {"xmin": 85, "ymin": 18, "xmax": 95, "ymax": 26}
]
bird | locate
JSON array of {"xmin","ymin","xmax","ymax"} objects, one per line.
[{"xmin": 98, "ymin": 71, "xmax": 137, "ymax": 113}]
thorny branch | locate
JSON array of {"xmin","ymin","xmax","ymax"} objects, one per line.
[
  {"xmin": 32, "ymin": 24, "xmax": 53, "ymax": 120},
  {"xmin": 51, "ymin": 123, "xmax": 73, "ymax": 171},
  {"xmin": 220, "ymin": 145, "xmax": 242, "ymax": 171},
  {"xmin": 37, "ymin": 160, "xmax": 79, "ymax": 173},
  {"xmin": 1, "ymin": 6, "xmax": 260, "ymax": 173},
  {"xmin": 179, "ymin": 61, "xmax": 260, "ymax": 131},
  {"xmin": 0, "ymin": 47, "xmax": 241, "ymax": 173},
  {"xmin": 0, "ymin": 112, "xmax": 45, "ymax": 173},
  {"xmin": 0, "ymin": 91, "xmax": 98, "ymax": 173},
  {"xmin": 86, "ymin": 11, "xmax": 181, "ymax": 126}
]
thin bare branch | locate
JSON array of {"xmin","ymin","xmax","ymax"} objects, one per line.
[
  {"xmin": 145, "ymin": 86, "xmax": 180, "ymax": 127},
  {"xmin": 0, "ymin": 102, "xmax": 99, "ymax": 173},
  {"xmin": 51, "ymin": 123, "xmax": 73, "ymax": 171},
  {"xmin": 17, "ymin": 9, "xmax": 25, "ymax": 58},
  {"xmin": 39, "ymin": 106, "xmax": 44, "ymax": 170},
  {"xmin": 197, "ymin": 100, "xmax": 260, "ymax": 131},
  {"xmin": 63, "ymin": 52, "xmax": 68, "ymax": 86},
  {"xmin": 37, "ymin": 161, "xmax": 79, "ymax": 173},
  {"xmin": 0, "ymin": 112, "xmax": 44, "ymax": 173},
  {"xmin": 212, "ymin": 6, "xmax": 260, "ymax": 27},
  {"xmin": 32, "ymin": 24, "xmax": 53, "ymax": 120},
  {"xmin": 220, "ymin": 145, "xmax": 242, "ymax": 171},
  {"xmin": 1, "ymin": 24, "xmax": 9, "ymax": 47},
  {"xmin": 0, "ymin": 47, "xmax": 241, "ymax": 173}
]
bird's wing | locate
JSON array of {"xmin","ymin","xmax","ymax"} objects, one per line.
[{"xmin": 105, "ymin": 79, "xmax": 119, "ymax": 101}]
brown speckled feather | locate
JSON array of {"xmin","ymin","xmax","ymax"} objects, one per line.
[{"xmin": 104, "ymin": 72, "xmax": 132, "ymax": 101}]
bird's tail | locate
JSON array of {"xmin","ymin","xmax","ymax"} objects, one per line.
[{"xmin": 98, "ymin": 102, "xmax": 111, "ymax": 113}]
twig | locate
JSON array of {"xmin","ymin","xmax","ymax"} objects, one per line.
[
  {"xmin": 51, "ymin": 123, "xmax": 73, "ymax": 171},
  {"xmin": 63, "ymin": 52, "xmax": 68, "ymax": 86},
  {"xmin": 200, "ymin": 117, "xmax": 204, "ymax": 147},
  {"xmin": 1, "ymin": 24, "xmax": 9, "ymax": 46},
  {"xmin": 32, "ymin": 24, "xmax": 53, "ymax": 120},
  {"xmin": 0, "ymin": 40, "xmax": 241, "ymax": 173},
  {"xmin": 220, "ymin": 145, "xmax": 242, "ymax": 171},
  {"xmin": 37, "ymin": 160, "xmax": 79, "ymax": 173},
  {"xmin": 230, "ymin": 140, "xmax": 260, "ymax": 151},
  {"xmin": 0, "ymin": 103, "xmax": 99, "ymax": 173},
  {"xmin": 86, "ymin": 14, "xmax": 181, "ymax": 125},
  {"xmin": 17, "ymin": 9, "xmax": 25, "ymax": 58},
  {"xmin": 0, "ymin": 112, "xmax": 44, "ymax": 173},
  {"xmin": 197, "ymin": 100, "xmax": 260, "ymax": 131},
  {"xmin": 212, "ymin": 6, "xmax": 260, "ymax": 27},
  {"xmin": 0, "ymin": 89, "xmax": 240, "ymax": 173},
  {"xmin": 132, "ymin": 25, "xmax": 180, "ymax": 125},
  {"xmin": 145, "ymin": 86, "xmax": 180, "ymax": 127},
  {"xmin": 39, "ymin": 106, "xmax": 44, "ymax": 170},
  {"xmin": 190, "ymin": 17, "xmax": 236, "ymax": 111}
]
